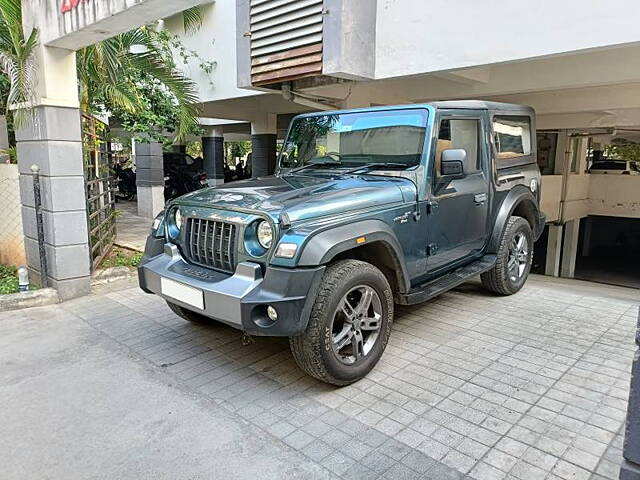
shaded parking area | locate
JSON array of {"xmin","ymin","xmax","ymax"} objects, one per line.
[{"xmin": 2, "ymin": 274, "xmax": 638, "ymax": 480}]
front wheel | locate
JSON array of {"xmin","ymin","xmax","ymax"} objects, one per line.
[
  {"xmin": 481, "ymin": 216, "xmax": 533, "ymax": 295},
  {"xmin": 289, "ymin": 260, "xmax": 394, "ymax": 386}
]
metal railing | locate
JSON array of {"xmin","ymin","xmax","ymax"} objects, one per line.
[{"xmin": 82, "ymin": 113, "xmax": 117, "ymax": 271}]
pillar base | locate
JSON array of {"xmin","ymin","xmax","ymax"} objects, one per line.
[
  {"xmin": 137, "ymin": 185, "xmax": 164, "ymax": 219},
  {"xmin": 202, "ymin": 135, "xmax": 225, "ymax": 184},
  {"xmin": 50, "ymin": 276, "xmax": 91, "ymax": 301}
]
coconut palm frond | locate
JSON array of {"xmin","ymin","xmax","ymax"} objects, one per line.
[
  {"xmin": 128, "ymin": 50, "xmax": 200, "ymax": 141},
  {"xmin": 182, "ymin": 6, "xmax": 203, "ymax": 35},
  {"xmin": 0, "ymin": 0, "xmax": 38, "ymax": 127}
]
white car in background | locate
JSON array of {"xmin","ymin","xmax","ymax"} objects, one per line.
[{"xmin": 589, "ymin": 159, "xmax": 640, "ymax": 175}]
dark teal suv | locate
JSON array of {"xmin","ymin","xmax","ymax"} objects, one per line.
[{"xmin": 139, "ymin": 101, "xmax": 545, "ymax": 385}]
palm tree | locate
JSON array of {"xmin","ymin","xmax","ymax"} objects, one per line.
[
  {"xmin": 0, "ymin": 0, "xmax": 37, "ymax": 128},
  {"xmin": 76, "ymin": 27, "xmax": 201, "ymax": 142},
  {"xmin": 0, "ymin": 0, "xmax": 202, "ymax": 142}
]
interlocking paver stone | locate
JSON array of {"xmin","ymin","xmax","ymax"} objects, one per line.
[{"xmin": 48, "ymin": 275, "xmax": 640, "ymax": 479}]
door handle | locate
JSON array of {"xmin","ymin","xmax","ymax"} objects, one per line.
[{"xmin": 474, "ymin": 193, "xmax": 487, "ymax": 204}]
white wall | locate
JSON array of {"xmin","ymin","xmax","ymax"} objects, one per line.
[
  {"xmin": 164, "ymin": 2, "xmax": 263, "ymax": 105},
  {"xmin": 589, "ymin": 176, "xmax": 640, "ymax": 218},
  {"xmin": 374, "ymin": 0, "xmax": 640, "ymax": 79},
  {"xmin": 26, "ymin": 0, "xmax": 210, "ymax": 50}
]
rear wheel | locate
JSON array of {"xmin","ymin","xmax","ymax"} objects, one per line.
[
  {"xmin": 166, "ymin": 301, "xmax": 210, "ymax": 324},
  {"xmin": 289, "ymin": 260, "xmax": 394, "ymax": 386},
  {"xmin": 481, "ymin": 216, "xmax": 533, "ymax": 295}
]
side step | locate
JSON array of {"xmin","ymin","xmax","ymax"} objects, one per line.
[{"xmin": 396, "ymin": 254, "xmax": 497, "ymax": 305}]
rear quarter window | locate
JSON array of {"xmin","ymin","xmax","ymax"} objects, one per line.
[{"xmin": 493, "ymin": 115, "xmax": 534, "ymax": 168}]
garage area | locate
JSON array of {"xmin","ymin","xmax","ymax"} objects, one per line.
[{"xmin": 575, "ymin": 216, "xmax": 640, "ymax": 289}]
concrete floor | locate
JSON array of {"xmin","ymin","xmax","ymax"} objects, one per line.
[
  {"xmin": 0, "ymin": 274, "xmax": 638, "ymax": 479},
  {"xmin": 0, "ymin": 292, "xmax": 332, "ymax": 479},
  {"xmin": 115, "ymin": 200, "xmax": 150, "ymax": 252}
]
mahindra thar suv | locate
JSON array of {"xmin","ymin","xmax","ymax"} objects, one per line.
[{"xmin": 139, "ymin": 101, "xmax": 545, "ymax": 386}]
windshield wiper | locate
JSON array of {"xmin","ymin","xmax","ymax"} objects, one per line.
[
  {"xmin": 344, "ymin": 163, "xmax": 408, "ymax": 174},
  {"xmin": 287, "ymin": 160, "xmax": 343, "ymax": 174}
]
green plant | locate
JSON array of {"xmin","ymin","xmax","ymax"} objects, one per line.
[
  {"xmin": 77, "ymin": 26, "xmax": 201, "ymax": 143},
  {"xmin": 0, "ymin": 0, "xmax": 38, "ymax": 128},
  {"xmin": 0, "ymin": 263, "xmax": 39, "ymax": 294},
  {"xmin": 100, "ymin": 247, "xmax": 143, "ymax": 269},
  {"xmin": 0, "ymin": 143, "xmax": 15, "ymax": 163}
]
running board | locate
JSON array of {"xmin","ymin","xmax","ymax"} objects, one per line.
[{"xmin": 396, "ymin": 254, "xmax": 497, "ymax": 305}]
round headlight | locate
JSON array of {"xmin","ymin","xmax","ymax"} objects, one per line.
[
  {"xmin": 174, "ymin": 209, "xmax": 183, "ymax": 230},
  {"xmin": 257, "ymin": 221, "xmax": 273, "ymax": 249}
]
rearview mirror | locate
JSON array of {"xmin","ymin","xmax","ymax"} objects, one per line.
[{"xmin": 441, "ymin": 149, "xmax": 466, "ymax": 176}]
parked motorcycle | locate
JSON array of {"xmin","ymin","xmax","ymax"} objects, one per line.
[
  {"xmin": 112, "ymin": 160, "xmax": 137, "ymax": 201},
  {"xmin": 163, "ymin": 153, "xmax": 208, "ymax": 200}
]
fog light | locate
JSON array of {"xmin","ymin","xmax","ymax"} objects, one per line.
[{"xmin": 267, "ymin": 305, "xmax": 278, "ymax": 321}]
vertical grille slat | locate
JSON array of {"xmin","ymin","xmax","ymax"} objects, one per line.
[{"xmin": 183, "ymin": 217, "xmax": 238, "ymax": 273}]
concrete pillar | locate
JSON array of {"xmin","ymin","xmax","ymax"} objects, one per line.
[
  {"xmin": 545, "ymin": 224, "xmax": 563, "ymax": 277},
  {"xmin": 202, "ymin": 126, "xmax": 224, "ymax": 186},
  {"xmin": 560, "ymin": 219, "xmax": 580, "ymax": 278},
  {"xmin": 135, "ymin": 142, "xmax": 165, "ymax": 219},
  {"xmin": 16, "ymin": 45, "xmax": 90, "ymax": 299},
  {"xmin": 251, "ymin": 113, "xmax": 277, "ymax": 178}
]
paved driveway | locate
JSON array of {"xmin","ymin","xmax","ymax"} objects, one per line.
[{"xmin": 1, "ymin": 275, "xmax": 637, "ymax": 480}]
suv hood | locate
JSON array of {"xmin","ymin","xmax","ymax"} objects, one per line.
[{"xmin": 177, "ymin": 174, "xmax": 415, "ymax": 223}]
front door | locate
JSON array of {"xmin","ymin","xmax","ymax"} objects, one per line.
[{"xmin": 427, "ymin": 111, "xmax": 490, "ymax": 272}]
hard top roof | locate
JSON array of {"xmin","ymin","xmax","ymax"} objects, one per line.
[
  {"xmin": 293, "ymin": 100, "xmax": 534, "ymax": 119},
  {"xmin": 428, "ymin": 100, "xmax": 533, "ymax": 113}
]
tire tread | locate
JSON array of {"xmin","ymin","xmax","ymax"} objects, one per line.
[
  {"xmin": 289, "ymin": 260, "xmax": 392, "ymax": 386},
  {"xmin": 481, "ymin": 216, "xmax": 531, "ymax": 295}
]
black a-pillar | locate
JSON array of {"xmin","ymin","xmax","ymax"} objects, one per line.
[
  {"xmin": 251, "ymin": 113, "xmax": 277, "ymax": 178},
  {"xmin": 202, "ymin": 126, "xmax": 225, "ymax": 185}
]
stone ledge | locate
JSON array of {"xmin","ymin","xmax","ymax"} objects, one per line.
[
  {"xmin": 91, "ymin": 266, "xmax": 137, "ymax": 286},
  {"xmin": 0, "ymin": 288, "xmax": 60, "ymax": 312}
]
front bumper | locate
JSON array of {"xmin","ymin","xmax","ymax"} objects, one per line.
[{"xmin": 138, "ymin": 242, "xmax": 324, "ymax": 336}]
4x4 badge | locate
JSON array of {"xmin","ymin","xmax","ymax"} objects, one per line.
[{"xmin": 393, "ymin": 212, "xmax": 412, "ymax": 224}]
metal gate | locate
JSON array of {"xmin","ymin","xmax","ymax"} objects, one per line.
[{"xmin": 82, "ymin": 113, "xmax": 116, "ymax": 271}]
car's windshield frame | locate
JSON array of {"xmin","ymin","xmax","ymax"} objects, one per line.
[{"xmin": 278, "ymin": 108, "xmax": 429, "ymax": 174}]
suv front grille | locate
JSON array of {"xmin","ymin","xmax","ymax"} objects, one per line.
[{"xmin": 184, "ymin": 217, "xmax": 237, "ymax": 273}]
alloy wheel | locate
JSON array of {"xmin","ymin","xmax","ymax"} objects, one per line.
[
  {"xmin": 331, "ymin": 285, "xmax": 382, "ymax": 365},
  {"xmin": 507, "ymin": 232, "xmax": 529, "ymax": 282}
]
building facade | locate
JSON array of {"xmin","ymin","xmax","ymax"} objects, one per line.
[
  {"xmin": 17, "ymin": 0, "xmax": 640, "ymax": 297},
  {"xmin": 163, "ymin": 0, "xmax": 640, "ymax": 287}
]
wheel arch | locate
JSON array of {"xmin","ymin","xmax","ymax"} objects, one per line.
[
  {"xmin": 297, "ymin": 219, "xmax": 411, "ymax": 294},
  {"xmin": 488, "ymin": 186, "xmax": 541, "ymax": 254}
]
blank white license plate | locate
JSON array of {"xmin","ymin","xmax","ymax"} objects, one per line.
[{"xmin": 161, "ymin": 277, "xmax": 204, "ymax": 310}]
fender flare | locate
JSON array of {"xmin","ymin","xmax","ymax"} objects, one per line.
[
  {"xmin": 297, "ymin": 219, "xmax": 411, "ymax": 293},
  {"xmin": 488, "ymin": 186, "xmax": 543, "ymax": 253}
]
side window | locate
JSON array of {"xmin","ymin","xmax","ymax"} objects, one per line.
[
  {"xmin": 493, "ymin": 115, "xmax": 532, "ymax": 163},
  {"xmin": 435, "ymin": 118, "xmax": 480, "ymax": 176}
]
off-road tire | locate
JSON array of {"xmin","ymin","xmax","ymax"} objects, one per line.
[
  {"xmin": 481, "ymin": 216, "xmax": 533, "ymax": 295},
  {"xmin": 289, "ymin": 260, "xmax": 394, "ymax": 386},
  {"xmin": 166, "ymin": 301, "xmax": 210, "ymax": 323}
]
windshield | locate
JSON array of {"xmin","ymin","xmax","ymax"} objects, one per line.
[{"xmin": 279, "ymin": 109, "xmax": 429, "ymax": 171}]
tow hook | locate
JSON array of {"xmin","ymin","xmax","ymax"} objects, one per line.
[{"xmin": 241, "ymin": 332, "xmax": 255, "ymax": 346}]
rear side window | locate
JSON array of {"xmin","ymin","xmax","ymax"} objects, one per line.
[{"xmin": 493, "ymin": 116, "xmax": 532, "ymax": 165}]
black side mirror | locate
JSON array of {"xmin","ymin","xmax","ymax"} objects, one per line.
[{"xmin": 440, "ymin": 148, "xmax": 466, "ymax": 176}]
